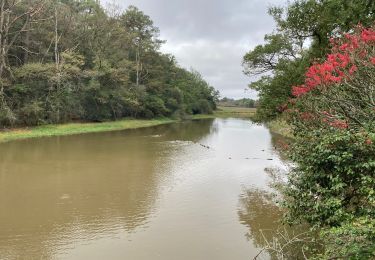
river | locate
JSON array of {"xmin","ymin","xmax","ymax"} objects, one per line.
[{"xmin": 0, "ymin": 118, "xmax": 288, "ymax": 260}]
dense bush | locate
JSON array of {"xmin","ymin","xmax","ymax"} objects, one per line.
[
  {"xmin": 284, "ymin": 26, "xmax": 375, "ymax": 259},
  {"xmin": 243, "ymin": 0, "xmax": 375, "ymax": 121}
]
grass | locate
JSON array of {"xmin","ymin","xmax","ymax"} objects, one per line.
[
  {"xmin": 266, "ymin": 118, "xmax": 294, "ymax": 139},
  {"xmin": 0, "ymin": 107, "xmax": 256, "ymax": 143},
  {"xmin": 0, "ymin": 118, "xmax": 175, "ymax": 143},
  {"xmin": 192, "ymin": 106, "xmax": 256, "ymax": 119}
]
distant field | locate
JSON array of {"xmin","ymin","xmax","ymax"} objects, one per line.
[
  {"xmin": 192, "ymin": 106, "xmax": 256, "ymax": 119},
  {"xmin": 215, "ymin": 106, "xmax": 256, "ymax": 117},
  {"xmin": 217, "ymin": 106, "xmax": 256, "ymax": 113}
]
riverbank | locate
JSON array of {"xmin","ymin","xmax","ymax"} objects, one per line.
[
  {"xmin": 266, "ymin": 118, "xmax": 293, "ymax": 139},
  {"xmin": 0, "ymin": 118, "xmax": 176, "ymax": 143},
  {"xmin": 0, "ymin": 107, "xmax": 255, "ymax": 143}
]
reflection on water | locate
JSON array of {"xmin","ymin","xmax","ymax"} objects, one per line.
[
  {"xmin": 238, "ymin": 180, "xmax": 312, "ymax": 259},
  {"xmin": 0, "ymin": 118, "xmax": 288, "ymax": 259},
  {"xmin": 238, "ymin": 189, "xmax": 284, "ymax": 247}
]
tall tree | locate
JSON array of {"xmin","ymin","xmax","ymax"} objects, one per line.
[
  {"xmin": 121, "ymin": 6, "xmax": 164, "ymax": 87},
  {"xmin": 243, "ymin": 0, "xmax": 375, "ymax": 120}
]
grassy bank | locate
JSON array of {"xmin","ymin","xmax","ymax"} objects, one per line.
[
  {"xmin": 0, "ymin": 118, "xmax": 175, "ymax": 143},
  {"xmin": 266, "ymin": 119, "xmax": 293, "ymax": 139},
  {"xmin": 0, "ymin": 107, "xmax": 256, "ymax": 143}
]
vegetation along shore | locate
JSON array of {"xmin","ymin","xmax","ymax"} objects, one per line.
[{"xmin": 0, "ymin": 106, "xmax": 254, "ymax": 143}]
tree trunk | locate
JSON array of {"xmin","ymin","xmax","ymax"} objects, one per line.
[
  {"xmin": 55, "ymin": 7, "xmax": 59, "ymax": 70},
  {"xmin": 0, "ymin": 0, "xmax": 6, "ymax": 84},
  {"xmin": 24, "ymin": 14, "xmax": 30, "ymax": 64},
  {"xmin": 136, "ymin": 46, "xmax": 140, "ymax": 87}
]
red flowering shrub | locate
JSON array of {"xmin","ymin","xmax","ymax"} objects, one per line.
[
  {"xmin": 292, "ymin": 26, "xmax": 375, "ymax": 98},
  {"xmin": 284, "ymin": 25, "xmax": 375, "ymax": 259},
  {"xmin": 287, "ymin": 25, "xmax": 375, "ymax": 131}
]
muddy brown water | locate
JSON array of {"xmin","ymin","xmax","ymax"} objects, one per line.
[{"xmin": 0, "ymin": 118, "xmax": 289, "ymax": 260}]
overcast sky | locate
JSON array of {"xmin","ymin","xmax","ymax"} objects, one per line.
[{"xmin": 102, "ymin": 0, "xmax": 286, "ymax": 99}]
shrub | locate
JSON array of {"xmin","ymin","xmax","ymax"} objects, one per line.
[{"xmin": 284, "ymin": 25, "xmax": 375, "ymax": 259}]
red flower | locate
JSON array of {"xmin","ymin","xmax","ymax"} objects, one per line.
[
  {"xmin": 339, "ymin": 43, "xmax": 349, "ymax": 51},
  {"xmin": 329, "ymin": 120, "xmax": 348, "ymax": 129},
  {"xmin": 292, "ymin": 85, "xmax": 311, "ymax": 97},
  {"xmin": 349, "ymin": 65, "xmax": 357, "ymax": 74},
  {"xmin": 361, "ymin": 29, "xmax": 375, "ymax": 43},
  {"xmin": 359, "ymin": 50, "xmax": 368, "ymax": 58},
  {"xmin": 290, "ymin": 26, "xmax": 375, "ymax": 98}
]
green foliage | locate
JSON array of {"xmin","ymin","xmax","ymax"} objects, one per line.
[
  {"xmin": 245, "ymin": 1, "xmax": 375, "ymax": 257},
  {"xmin": 11, "ymin": 61, "xmax": 85, "ymax": 125},
  {"xmin": 243, "ymin": 0, "xmax": 375, "ymax": 121},
  {"xmin": 249, "ymin": 57, "xmax": 310, "ymax": 121},
  {"xmin": 243, "ymin": 34, "xmax": 297, "ymax": 76},
  {"xmin": 0, "ymin": 1, "xmax": 218, "ymax": 127},
  {"xmin": 285, "ymin": 130, "xmax": 375, "ymax": 227},
  {"xmin": 282, "ymin": 26, "xmax": 375, "ymax": 259},
  {"xmin": 218, "ymin": 97, "xmax": 256, "ymax": 108},
  {"xmin": 315, "ymin": 218, "xmax": 375, "ymax": 259}
]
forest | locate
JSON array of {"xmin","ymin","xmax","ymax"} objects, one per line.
[
  {"xmin": 243, "ymin": 0, "xmax": 375, "ymax": 259},
  {"xmin": 0, "ymin": 0, "xmax": 219, "ymax": 127}
]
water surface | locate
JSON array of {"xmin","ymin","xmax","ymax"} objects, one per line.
[{"xmin": 0, "ymin": 118, "xmax": 286, "ymax": 260}]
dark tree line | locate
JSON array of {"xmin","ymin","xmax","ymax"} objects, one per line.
[
  {"xmin": 0, "ymin": 1, "xmax": 219, "ymax": 127},
  {"xmin": 218, "ymin": 97, "xmax": 256, "ymax": 108}
]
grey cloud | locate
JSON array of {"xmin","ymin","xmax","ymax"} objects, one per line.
[{"xmin": 103, "ymin": 0, "xmax": 286, "ymax": 98}]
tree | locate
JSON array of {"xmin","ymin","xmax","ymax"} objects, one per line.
[
  {"xmin": 0, "ymin": 2, "xmax": 218, "ymax": 127},
  {"xmin": 0, "ymin": 0, "xmax": 45, "ymax": 125},
  {"xmin": 121, "ymin": 6, "xmax": 163, "ymax": 87},
  {"xmin": 243, "ymin": 0, "xmax": 375, "ymax": 121},
  {"xmin": 284, "ymin": 25, "xmax": 375, "ymax": 259}
]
